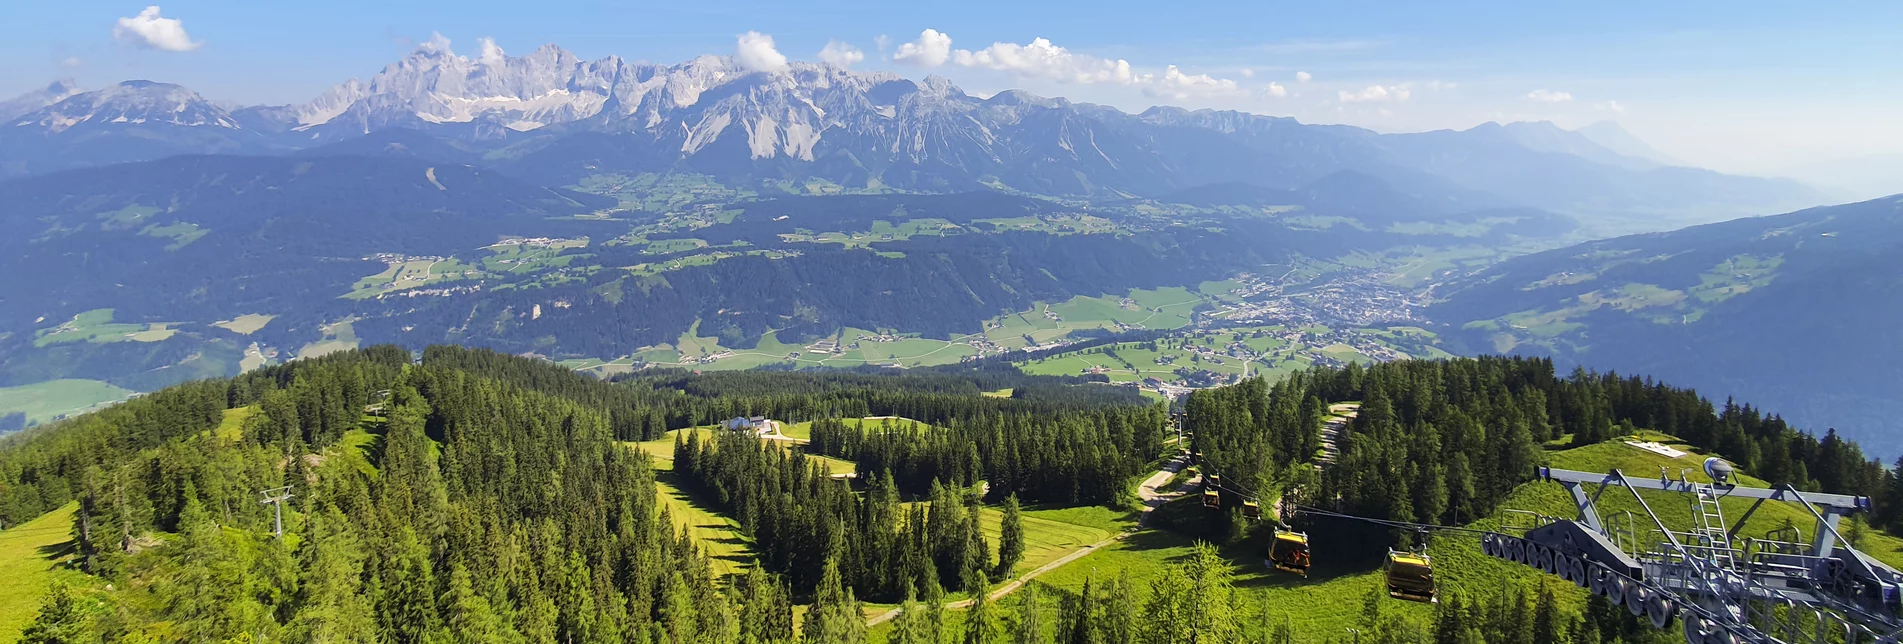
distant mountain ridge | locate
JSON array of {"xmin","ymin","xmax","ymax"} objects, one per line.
[
  {"xmin": 0, "ymin": 42, "xmax": 1826, "ymax": 222},
  {"xmin": 1431, "ymin": 195, "xmax": 1903, "ymax": 455}
]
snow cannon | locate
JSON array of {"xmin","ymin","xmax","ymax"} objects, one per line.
[{"xmin": 1703, "ymin": 457, "xmax": 1734, "ymax": 486}]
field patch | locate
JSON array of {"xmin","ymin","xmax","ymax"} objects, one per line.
[
  {"xmin": 297, "ymin": 320, "xmax": 360, "ymax": 359},
  {"xmin": 33, "ymin": 309, "xmax": 177, "ymax": 348},
  {"xmin": 213, "ymin": 314, "xmax": 277, "ymax": 335},
  {"xmin": 347, "ymin": 257, "xmax": 479, "ymax": 300},
  {"xmin": 0, "ymin": 379, "xmax": 132, "ymax": 426}
]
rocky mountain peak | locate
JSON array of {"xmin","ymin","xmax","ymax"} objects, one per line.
[
  {"xmin": 12, "ymin": 81, "xmax": 237, "ymax": 133},
  {"xmin": 0, "ymin": 78, "xmax": 83, "ymax": 122}
]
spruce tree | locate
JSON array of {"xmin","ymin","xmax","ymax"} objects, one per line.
[
  {"xmin": 1100, "ymin": 571, "xmax": 1138, "ymax": 644},
  {"xmin": 20, "ymin": 581, "xmax": 89, "ymax": 644},
  {"xmin": 1140, "ymin": 566, "xmax": 1187, "ymax": 643},
  {"xmin": 1532, "ymin": 582, "xmax": 1561, "ymax": 644},
  {"xmin": 923, "ymin": 565, "xmax": 948, "ymax": 644},
  {"xmin": 444, "ymin": 563, "xmax": 520, "ymax": 644},
  {"xmin": 1013, "ymin": 582, "xmax": 1048, "ymax": 644},
  {"xmin": 997, "ymin": 494, "xmax": 1026, "ymax": 579},
  {"xmin": 804, "ymin": 558, "xmax": 866, "ymax": 644},
  {"xmin": 964, "ymin": 569, "xmax": 996, "ymax": 644},
  {"xmin": 1184, "ymin": 542, "xmax": 1240, "ymax": 644},
  {"xmin": 891, "ymin": 583, "xmax": 933, "ymax": 644}
]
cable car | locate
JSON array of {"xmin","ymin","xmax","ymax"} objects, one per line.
[
  {"xmin": 1203, "ymin": 486, "xmax": 1221, "ymax": 509},
  {"xmin": 1242, "ymin": 499, "xmax": 1261, "ymax": 520},
  {"xmin": 1269, "ymin": 530, "xmax": 1310, "ymax": 577},
  {"xmin": 1384, "ymin": 549, "xmax": 1437, "ymax": 603}
]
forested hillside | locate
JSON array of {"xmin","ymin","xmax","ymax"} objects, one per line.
[
  {"xmin": 1187, "ymin": 357, "xmax": 1891, "ymax": 529},
  {"xmin": 0, "ymin": 346, "xmax": 1170, "ymax": 641},
  {"xmin": 5, "ymin": 345, "xmax": 1897, "ymax": 642},
  {"xmin": 1433, "ymin": 195, "xmax": 1903, "ymax": 455}
]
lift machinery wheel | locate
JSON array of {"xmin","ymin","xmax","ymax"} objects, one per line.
[
  {"xmin": 1646, "ymin": 594, "xmax": 1675, "ymax": 630},
  {"xmin": 1607, "ymin": 576, "xmax": 1628, "ymax": 608}
]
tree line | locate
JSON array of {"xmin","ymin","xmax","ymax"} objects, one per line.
[
  {"xmin": 1188, "ymin": 355, "xmax": 1898, "ymax": 535},
  {"xmin": 805, "ymin": 407, "xmax": 1164, "ymax": 507}
]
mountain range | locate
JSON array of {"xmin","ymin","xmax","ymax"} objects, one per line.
[
  {"xmin": 1, "ymin": 42, "xmax": 1826, "ymax": 224},
  {"xmin": 0, "ymin": 39, "xmax": 1886, "ymax": 450}
]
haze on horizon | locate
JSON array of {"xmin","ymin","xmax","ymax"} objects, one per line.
[{"xmin": 4, "ymin": 1, "xmax": 1898, "ymax": 197}]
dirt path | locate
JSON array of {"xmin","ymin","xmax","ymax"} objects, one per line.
[
  {"xmin": 1318, "ymin": 403, "xmax": 1359, "ymax": 464},
  {"xmin": 867, "ymin": 456, "xmax": 1184, "ymax": 627},
  {"xmin": 866, "ymin": 527, "xmax": 1129, "ymax": 627}
]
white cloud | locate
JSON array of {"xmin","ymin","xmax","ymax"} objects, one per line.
[
  {"xmin": 817, "ymin": 40, "xmax": 864, "ymax": 68},
  {"xmin": 1240, "ymin": 67, "xmax": 1254, "ymax": 78},
  {"xmin": 1339, "ymin": 85, "xmax": 1410, "ymax": 103},
  {"xmin": 874, "ymin": 34, "xmax": 892, "ymax": 52},
  {"xmin": 113, "ymin": 6, "xmax": 200, "ymax": 52},
  {"xmin": 734, "ymin": 31, "xmax": 789, "ymax": 73},
  {"xmin": 1526, "ymin": 88, "xmax": 1573, "ymax": 103},
  {"xmin": 1143, "ymin": 65, "xmax": 1241, "ymax": 99},
  {"xmin": 1296, "ymin": 71, "xmax": 1312, "ymax": 83},
  {"xmin": 60, "ymin": 57, "xmax": 83, "ymax": 69},
  {"xmin": 419, "ymin": 32, "xmax": 453, "ymax": 55},
  {"xmin": 1594, "ymin": 100, "xmax": 1628, "ymax": 113},
  {"xmin": 893, "ymin": 29, "xmax": 953, "ymax": 67},
  {"xmin": 1265, "ymin": 82, "xmax": 1288, "ymax": 98},
  {"xmin": 951, "ymin": 37, "xmax": 1136, "ymax": 85},
  {"xmin": 477, "ymin": 37, "xmax": 506, "ymax": 66},
  {"xmin": 890, "ymin": 28, "xmax": 1242, "ymax": 102}
]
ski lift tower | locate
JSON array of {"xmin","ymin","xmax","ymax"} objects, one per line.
[
  {"xmin": 1481, "ymin": 458, "xmax": 1903, "ymax": 644},
  {"xmin": 259, "ymin": 486, "xmax": 294, "ymax": 539}
]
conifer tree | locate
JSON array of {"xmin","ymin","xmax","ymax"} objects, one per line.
[
  {"xmin": 964, "ymin": 569, "xmax": 996, "ymax": 644},
  {"xmin": 287, "ymin": 506, "xmax": 378, "ymax": 643},
  {"xmin": 997, "ymin": 494, "xmax": 1025, "ymax": 578},
  {"xmin": 1140, "ymin": 566, "xmax": 1187, "ymax": 643},
  {"xmin": 923, "ymin": 565, "xmax": 948, "ymax": 644},
  {"xmin": 891, "ymin": 583, "xmax": 934, "ymax": 644},
  {"xmin": 1013, "ymin": 582, "xmax": 1048, "ymax": 644},
  {"xmin": 803, "ymin": 558, "xmax": 866, "ymax": 644},
  {"xmin": 1532, "ymin": 582, "xmax": 1562, "ymax": 644},
  {"xmin": 20, "ymin": 581, "xmax": 89, "ymax": 644},
  {"xmin": 445, "ymin": 563, "xmax": 521, "ymax": 644},
  {"xmin": 1184, "ymin": 542, "xmax": 1240, "ymax": 644},
  {"xmin": 1099, "ymin": 571, "xmax": 1138, "ymax": 644}
]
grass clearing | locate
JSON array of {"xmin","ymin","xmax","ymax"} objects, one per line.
[
  {"xmin": 33, "ymin": 309, "xmax": 176, "ymax": 348},
  {"xmin": 0, "ymin": 504, "xmax": 97, "ymax": 642},
  {"xmin": 0, "ymin": 379, "xmax": 132, "ymax": 426},
  {"xmin": 975, "ymin": 507, "xmax": 1118, "ymax": 578},
  {"xmin": 212, "ymin": 314, "xmax": 276, "ymax": 335},
  {"xmin": 655, "ymin": 477, "xmax": 754, "ymax": 576},
  {"xmin": 347, "ymin": 257, "xmax": 479, "ymax": 299},
  {"xmin": 211, "ymin": 406, "xmax": 255, "ymax": 443},
  {"xmin": 297, "ymin": 321, "xmax": 360, "ymax": 359}
]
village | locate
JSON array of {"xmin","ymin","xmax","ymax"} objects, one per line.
[{"xmin": 1208, "ymin": 263, "xmax": 1422, "ymax": 329}]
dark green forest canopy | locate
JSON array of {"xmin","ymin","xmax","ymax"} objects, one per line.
[
  {"xmin": 1186, "ymin": 356, "xmax": 1894, "ymax": 531},
  {"xmin": 2, "ymin": 345, "xmax": 1897, "ymax": 643},
  {"xmin": 0, "ymin": 345, "xmax": 1169, "ymax": 640}
]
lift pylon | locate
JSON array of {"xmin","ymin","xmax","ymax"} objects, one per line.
[{"xmin": 1481, "ymin": 464, "xmax": 1903, "ymax": 644}]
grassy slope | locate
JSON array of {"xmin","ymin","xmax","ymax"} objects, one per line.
[
  {"xmin": 0, "ymin": 504, "xmax": 95, "ymax": 642},
  {"xmin": 974, "ymin": 507, "xmax": 1120, "ymax": 578},
  {"xmin": 629, "ymin": 429, "xmax": 757, "ymax": 577}
]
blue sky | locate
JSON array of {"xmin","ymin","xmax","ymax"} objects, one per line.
[{"xmin": 6, "ymin": 1, "xmax": 1900, "ymax": 176}]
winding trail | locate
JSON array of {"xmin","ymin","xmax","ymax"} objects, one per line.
[{"xmin": 866, "ymin": 454, "xmax": 1189, "ymax": 627}]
